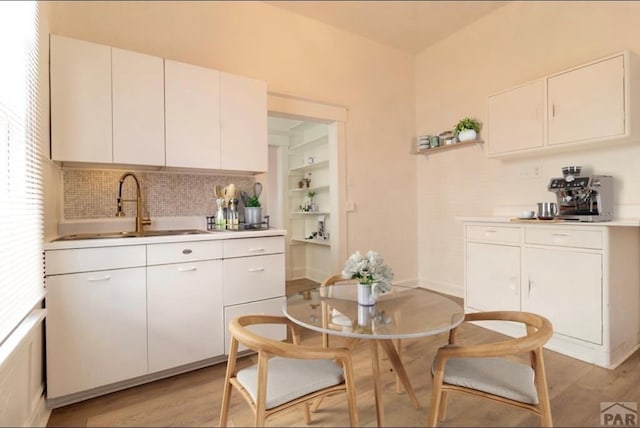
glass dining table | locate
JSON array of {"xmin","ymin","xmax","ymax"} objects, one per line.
[{"xmin": 283, "ymin": 284, "xmax": 465, "ymax": 427}]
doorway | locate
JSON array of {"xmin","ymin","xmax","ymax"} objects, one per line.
[{"xmin": 266, "ymin": 93, "xmax": 347, "ymax": 282}]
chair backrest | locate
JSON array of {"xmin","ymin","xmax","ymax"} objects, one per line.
[
  {"xmin": 229, "ymin": 314, "xmax": 349, "ymax": 361},
  {"xmin": 319, "ymin": 274, "xmax": 357, "ymax": 348},
  {"xmin": 445, "ymin": 311, "xmax": 553, "ymax": 359},
  {"xmin": 321, "ymin": 274, "xmax": 357, "ymax": 287}
]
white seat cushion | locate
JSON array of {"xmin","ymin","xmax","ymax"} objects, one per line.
[
  {"xmin": 440, "ymin": 357, "xmax": 539, "ymax": 405},
  {"xmin": 236, "ymin": 357, "xmax": 345, "ymax": 409}
]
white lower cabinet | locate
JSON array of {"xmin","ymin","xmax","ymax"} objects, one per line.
[
  {"xmin": 46, "ymin": 267, "xmax": 148, "ymax": 398},
  {"xmin": 223, "ymin": 253, "xmax": 285, "ymax": 306},
  {"xmin": 222, "ymin": 237, "xmax": 287, "ymax": 352},
  {"xmin": 223, "ymin": 297, "xmax": 286, "ymax": 354},
  {"xmin": 522, "ymin": 247, "xmax": 602, "ymax": 344},
  {"xmin": 464, "ymin": 222, "xmax": 639, "ymax": 368},
  {"xmin": 147, "ymin": 259, "xmax": 223, "ymax": 373},
  {"xmin": 45, "ymin": 234, "xmax": 286, "ymax": 405},
  {"xmin": 466, "ymin": 242, "xmax": 520, "ymax": 312}
]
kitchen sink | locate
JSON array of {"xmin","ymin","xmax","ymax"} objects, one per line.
[{"xmin": 53, "ymin": 229, "xmax": 210, "ymax": 241}]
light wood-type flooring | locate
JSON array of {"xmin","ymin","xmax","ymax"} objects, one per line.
[{"xmin": 47, "ymin": 279, "xmax": 640, "ymax": 427}]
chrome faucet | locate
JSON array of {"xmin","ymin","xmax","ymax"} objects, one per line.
[{"xmin": 115, "ymin": 172, "xmax": 151, "ymax": 233}]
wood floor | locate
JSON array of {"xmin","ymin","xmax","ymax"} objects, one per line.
[{"xmin": 47, "ymin": 279, "xmax": 640, "ymax": 427}]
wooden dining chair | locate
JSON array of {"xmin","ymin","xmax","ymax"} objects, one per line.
[
  {"xmin": 428, "ymin": 311, "xmax": 553, "ymax": 427},
  {"xmin": 319, "ymin": 273, "xmax": 358, "ymax": 348},
  {"xmin": 219, "ymin": 314, "xmax": 358, "ymax": 427}
]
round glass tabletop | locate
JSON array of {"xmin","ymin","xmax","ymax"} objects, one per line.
[{"xmin": 283, "ymin": 285, "xmax": 465, "ymax": 340}]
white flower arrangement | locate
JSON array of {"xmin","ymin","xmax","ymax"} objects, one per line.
[{"xmin": 342, "ymin": 250, "xmax": 394, "ymax": 297}]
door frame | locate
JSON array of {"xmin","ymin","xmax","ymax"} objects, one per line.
[{"xmin": 267, "ymin": 92, "xmax": 348, "ymax": 275}]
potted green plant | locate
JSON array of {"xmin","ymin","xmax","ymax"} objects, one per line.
[
  {"xmin": 306, "ymin": 191, "xmax": 317, "ymax": 212},
  {"xmin": 453, "ymin": 117, "xmax": 482, "ymax": 142},
  {"xmin": 244, "ymin": 196, "xmax": 262, "ymax": 225}
]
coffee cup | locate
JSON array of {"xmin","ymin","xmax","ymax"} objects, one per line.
[{"xmin": 520, "ymin": 210, "xmax": 535, "ymax": 219}]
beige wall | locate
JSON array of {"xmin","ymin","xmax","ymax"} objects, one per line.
[
  {"xmin": 49, "ymin": 1, "xmax": 417, "ymax": 281},
  {"xmin": 415, "ymin": 1, "xmax": 640, "ymax": 296}
]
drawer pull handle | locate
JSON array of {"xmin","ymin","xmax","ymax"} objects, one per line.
[
  {"xmin": 182, "ymin": 249, "xmax": 193, "ymax": 254},
  {"xmin": 484, "ymin": 230, "xmax": 497, "ymax": 235},
  {"xmin": 87, "ymin": 275, "xmax": 111, "ymax": 282},
  {"xmin": 248, "ymin": 267, "xmax": 265, "ymax": 273},
  {"xmin": 178, "ymin": 266, "xmax": 197, "ymax": 272},
  {"xmin": 551, "ymin": 233, "xmax": 569, "ymax": 238},
  {"xmin": 248, "ymin": 248, "xmax": 265, "ymax": 252}
]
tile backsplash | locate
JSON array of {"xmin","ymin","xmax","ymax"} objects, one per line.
[{"xmin": 63, "ymin": 169, "xmax": 256, "ymax": 219}]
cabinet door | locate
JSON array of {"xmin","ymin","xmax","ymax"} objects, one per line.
[
  {"xmin": 523, "ymin": 247, "xmax": 602, "ymax": 344},
  {"xmin": 487, "ymin": 80, "xmax": 544, "ymax": 156},
  {"xmin": 548, "ymin": 55, "xmax": 625, "ymax": 145},
  {"xmin": 165, "ymin": 59, "xmax": 221, "ymax": 169},
  {"xmin": 223, "ymin": 253, "xmax": 285, "ymax": 306},
  {"xmin": 112, "ymin": 48, "xmax": 165, "ymax": 166},
  {"xmin": 45, "ymin": 267, "xmax": 147, "ymax": 398},
  {"xmin": 466, "ymin": 242, "xmax": 520, "ymax": 311},
  {"xmin": 220, "ymin": 72, "xmax": 267, "ymax": 172},
  {"xmin": 224, "ymin": 297, "xmax": 287, "ymax": 354},
  {"xmin": 50, "ymin": 35, "xmax": 112, "ymax": 163},
  {"xmin": 147, "ymin": 260, "xmax": 224, "ymax": 373}
]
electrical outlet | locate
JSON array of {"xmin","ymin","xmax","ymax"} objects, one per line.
[{"xmin": 520, "ymin": 165, "xmax": 543, "ymax": 179}]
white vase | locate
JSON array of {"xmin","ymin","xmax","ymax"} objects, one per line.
[
  {"xmin": 457, "ymin": 129, "xmax": 477, "ymax": 142},
  {"xmin": 357, "ymin": 304, "xmax": 375, "ymax": 327},
  {"xmin": 357, "ymin": 283, "xmax": 376, "ymax": 306}
]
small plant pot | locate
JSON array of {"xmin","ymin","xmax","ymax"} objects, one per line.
[
  {"xmin": 244, "ymin": 207, "xmax": 262, "ymax": 226},
  {"xmin": 457, "ymin": 129, "xmax": 477, "ymax": 142}
]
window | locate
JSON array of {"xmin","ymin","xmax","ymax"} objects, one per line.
[{"xmin": 0, "ymin": 1, "xmax": 45, "ymax": 346}]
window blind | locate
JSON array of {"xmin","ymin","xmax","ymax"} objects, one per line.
[{"xmin": 0, "ymin": 1, "xmax": 45, "ymax": 346}]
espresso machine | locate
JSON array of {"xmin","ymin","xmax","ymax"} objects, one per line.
[{"xmin": 547, "ymin": 166, "xmax": 613, "ymax": 222}]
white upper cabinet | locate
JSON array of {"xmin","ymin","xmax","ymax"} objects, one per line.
[
  {"xmin": 548, "ymin": 55, "xmax": 625, "ymax": 146},
  {"xmin": 50, "ymin": 35, "xmax": 112, "ymax": 163},
  {"xmin": 112, "ymin": 48, "xmax": 165, "ymax": 166},
  {"xmin": 487, "ymin": 51, "xmax": 632, "ymax": 158},
  {"xmin": 487, "ymin": 80, "xmax": 545, "ymax": 156},
  {"xmin": 164, "ymin": 59, "xmax": 222, "ymax": 169},
  {"xmin": 220, "ymin": 72, "xmax": 268, "ymax": 172},
  {"xmin": 51, "ymin": 35, "xmax": 268, "ymax": 172}
]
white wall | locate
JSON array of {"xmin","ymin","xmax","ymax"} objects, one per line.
[
  {"xmin": 49, "ymin": 0, "xmax": 418, "ymax": 282},
  {"xmin": 415, "ymin": 1, "xmax": 640, "ymax": 296}
]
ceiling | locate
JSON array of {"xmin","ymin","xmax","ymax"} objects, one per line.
[{"xmin": 265, "ymin": 1, "xmax": 508, "ymax": 54}]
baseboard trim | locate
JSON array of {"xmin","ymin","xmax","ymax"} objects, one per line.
[{"xmin": 417, "ymin": 278, "xmax": 463, "ymax": 298}]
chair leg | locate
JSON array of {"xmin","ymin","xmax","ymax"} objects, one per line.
[
  {"xmin": 255, "ymin": 353, "xmax": 269, "ymax": 427},
  {"xmin": 438, "ymin": 391, "xmax": 449, "ymax": 422},
  {"xmin": 343, "ymin": 357, "xmax": 359, "ymax": 427},
  {"xmin": 303, "ymin": 403, "xmax": 312, "ymax": 424},
  {"xmin": 219, "ymin": 380, "xmax": 233, "ymax": 427},
  {"xmin": 219, "ymin": 339, "xmax": 238, "ymax": 427},
  {"xmin": 310, "ymin": 396, "xmax": 324, "ymax": 412},
  {"xmin": 532, "ymin": 349, "xmax": 553, "ymax": 427},
  {"xmin": 428, "ymin": 359, "xmax": 446, "ymax": 427}
]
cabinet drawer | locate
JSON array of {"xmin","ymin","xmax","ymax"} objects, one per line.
[
  {"xmin": 223, "ymin": 254, "xmax": 285, "ymax": 306},
  {"xmin": 45, "ymin": 245, "xmax": 146, "ymax": 275},
  {"xmin": 147, "ymin": 240, "xmax": 223, "ymax": 265},
  {"xmin": 466, "ymin": 225, "xmax": 521, "ymax": 244},
  {"xmin": 223, "ymin": 236, "xmax": 284, "ymax": 259},
  {"xmin": 525, "ymin": 228, "xmax": 602, "ymax": 249},
  {"xmin": 224, "ymin": 297, "xmax": 286, "ymax": 354}
]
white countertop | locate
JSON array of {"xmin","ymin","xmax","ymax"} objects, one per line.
[
  {"xmin": 44, "ymin": 228, "xmax": 287, "ymax": 250},
  {"xmin": 457, "ymin": 216, "xmax": 640, "ymax": 227}
]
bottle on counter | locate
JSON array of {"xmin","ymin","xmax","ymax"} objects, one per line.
[
  {"xmin": 227, "ymin": 199, "xmax": 239, "ymax": 230},
  {"xmin": 215, "ymin": 198, "xmax": 226, "ymax": 230}
]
